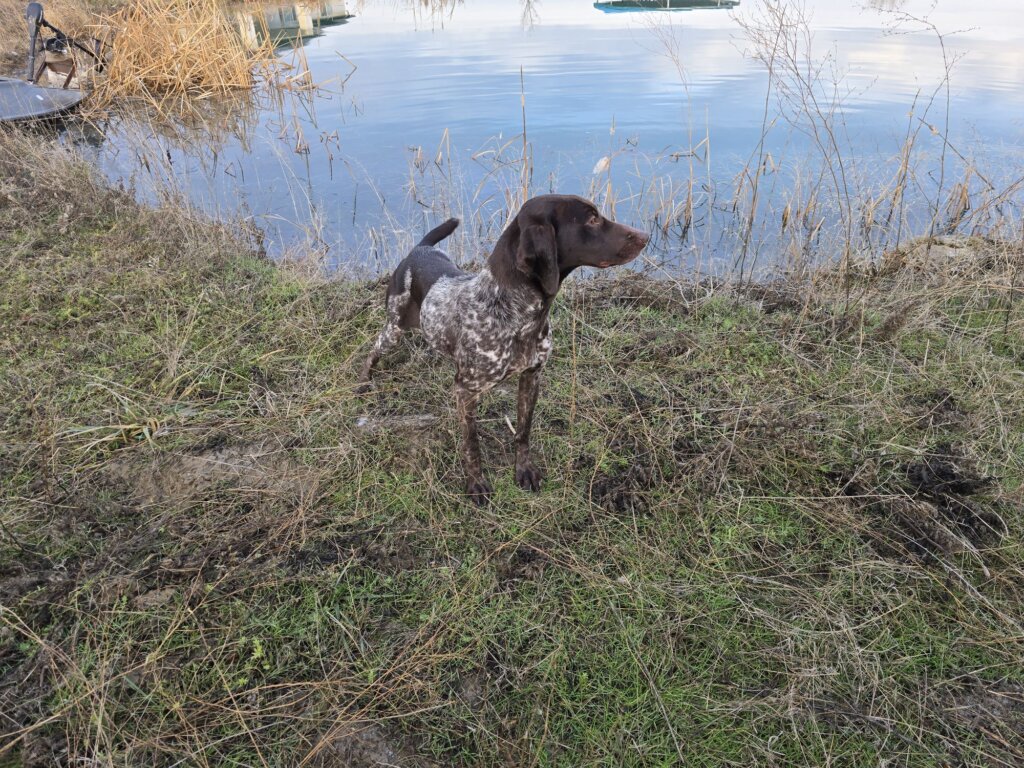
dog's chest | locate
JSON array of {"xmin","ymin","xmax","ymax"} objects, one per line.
[
  {"xmin": 419, "ymin": 274, "xmax": 473, "ymax": 355},
  {"xmin": 420, "ymin": 273, "xmax": 552, "ymax": 387}
]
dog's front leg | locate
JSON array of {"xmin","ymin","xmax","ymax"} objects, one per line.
[
  {"xmin": 455, "ymin": 382, "xmax": 492, "ymax": 505},
  {"xmin": 514, "ymin": 365, "xmax": 544, "ymax": 492}
]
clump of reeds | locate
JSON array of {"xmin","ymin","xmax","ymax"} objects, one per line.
[{"xmin": 91, "ymin": 0, "xmax": 278, "ymax": 111}]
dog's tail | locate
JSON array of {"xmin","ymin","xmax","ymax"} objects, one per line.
[{"xmin": 418, "ymin": 218, "xmax": 460, "ymax": 247}]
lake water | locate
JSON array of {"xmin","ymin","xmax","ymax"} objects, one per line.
[{"xmin": 93, "ymin": 0, "xmax": 1024, "ymax": 273}]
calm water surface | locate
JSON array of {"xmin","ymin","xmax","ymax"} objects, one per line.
[{"xmin": 95, "ymin": 0, "xmax": 1024, "ymax": 271}]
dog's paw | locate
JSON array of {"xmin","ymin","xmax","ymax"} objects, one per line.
[
  {"xmin": 466, "ymin": 477, "xmax": 493, "ymax": 507},
  {"xmin": 515, "ymin": 462, "xmax": 543, "ymax": 492}
]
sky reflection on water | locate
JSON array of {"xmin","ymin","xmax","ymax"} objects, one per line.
[{"xmin": 98, "ymin": 0, "xmax": 1024, "ymax": 272}]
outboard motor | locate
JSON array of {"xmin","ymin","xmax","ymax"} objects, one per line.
[
  {"xmin": 23, "ymin": 3, "xmax": 104, "ymax": 87},
  {"xmin": 26, "ymin": 2, "xmax": 43, "ymax": 80}
]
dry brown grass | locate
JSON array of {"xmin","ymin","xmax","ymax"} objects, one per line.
[{"xmin": 90, "ymin": 0, "xmax": 278, "ymax": 113}]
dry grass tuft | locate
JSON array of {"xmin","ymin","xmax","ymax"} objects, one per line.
[{"xmin": 91, "ymin": 0, "xmax": 278, "ymax": 112}]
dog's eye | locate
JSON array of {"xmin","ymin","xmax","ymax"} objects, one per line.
[{"xmin": 587, "ymin": 213, "xmax": 600, "ymax": 226}]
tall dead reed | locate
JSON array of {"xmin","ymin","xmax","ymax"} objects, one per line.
[{"xmin": 90, "ymin": 0, "xmax": 279, "ymax": 114}]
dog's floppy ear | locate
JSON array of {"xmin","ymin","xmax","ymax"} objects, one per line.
[{"xmin": 516, "ymin": 223, "xmax": 559, "ymax": 296}]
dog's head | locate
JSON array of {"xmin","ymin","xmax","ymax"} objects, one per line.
[{"xmin": 497, "ymin": 194, "xmax": 650, "ymax": 297}]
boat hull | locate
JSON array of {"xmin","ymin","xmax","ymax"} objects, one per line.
[{"xmin": 0, "ymin": 76, "xmax": 85, "ymax": 122}]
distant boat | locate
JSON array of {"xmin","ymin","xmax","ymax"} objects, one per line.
[{"xmin": 594, "ymin": 0, "xmax": 739, "ymax": 11}]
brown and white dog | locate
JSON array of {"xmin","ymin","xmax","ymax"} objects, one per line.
[{"xmin": 359, "ymin": 194, "xmax": 650, "ymax": 504}]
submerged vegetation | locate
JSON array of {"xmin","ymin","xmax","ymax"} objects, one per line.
[{"xmin": 1, "ymin": 125, "xmax": 1022, "ymax": 765}]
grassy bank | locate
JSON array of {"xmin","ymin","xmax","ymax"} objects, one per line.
[{"xmin": 1, "ymin": 134, "xmax": 1023, "ymax": 766}]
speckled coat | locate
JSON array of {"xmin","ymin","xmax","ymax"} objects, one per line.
[
  {"xmin": 420, "ymin": 268, "xmax": 553, "ymax": 391},
  {"xmin": 359, "ymin": 194, "xmax": 650, "ymax": 505}
]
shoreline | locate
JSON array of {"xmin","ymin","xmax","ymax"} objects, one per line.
[{"xmin": 2, "ymin": 132, "xmax": 1023, "ymax": 765}]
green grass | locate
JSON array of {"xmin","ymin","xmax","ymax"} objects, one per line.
[{"xmin": 1, "ymin": 135, "xmax": 1023, "ymax": 766}]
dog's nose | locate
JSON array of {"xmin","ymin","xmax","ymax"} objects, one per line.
[{"xmin": 626, "ymin": 226, "xmax": 651, "ymax": 248}]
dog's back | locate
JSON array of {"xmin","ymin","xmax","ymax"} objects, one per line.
[{"xmin": 383, "ymin": 218, "xmax": 465, "ymax": 330}]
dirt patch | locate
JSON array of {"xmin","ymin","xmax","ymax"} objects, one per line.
[
  {"xmin": 0, "ymin": 569, "xmax": 64, "ymax": 604},
  {"xmin": 904, "ymin": 445, "xmax": 992, "ymax": 497},
  {"xmin": 585, "ymin": 272, "xmax": 712, "ymax": 314},
  {"xmin": 945, "ymin": 678, "xmax": 1024, "ymax": 733},
  {"xmin": 614, "ymin": 330, "xmax": 696, "ymax": 367},
  {"xmin": 289, "ymin": 529, "xmax": 422, "ymax": 574},
  {"xmin": 132, "ymin": 585, "xmax": 177, "ymax": 610},
  {"xmin": 897, "ymin": 445, "xmax": 1005, "ymax": 560},
  {"xmin": 11, "ymin": 730, "xmax": 66, "ymax": 768},
  {"xmin": 456, "ymin": 670, "xmax": 488, "ymax": 710},
  {"xmin": 108, "ymin": 438, "xmax": 318, "ymax": 508},
  {"xmin": 836, "ymin": 443, "xmax": 1006, "ymax": 565},
  {"xmin": 943, "ymin": 678, "xmax": 1024, "ymax": 765},
  {"xmin": 872, "ymin": 298, "xmax": 922, "ymax": 342},
  {"xmin": 496, "ymin": 543, "xmax": 549, "ymax": 591},
  {"xmin": 312, "ymin": 720, "xmax": 432, "ymax": 768},
  {"xmin": 907, "ymin": 388, "xmax": 968, "ymax": 430},
  {"xmin": 739, "ymin": 281, "xmax": 809, "ymax": 314},
  {"xmin": 591, "ymin": 450, "xmax": 659, "ymax": 515}
]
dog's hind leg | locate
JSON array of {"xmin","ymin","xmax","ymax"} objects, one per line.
[
  {"xmin": 358, "ymin": 273, "xmax": 412, "ymax": 391},
  {"xmin": 358, "ymin": 320, "xmax": 404, "ymax": 389}
]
